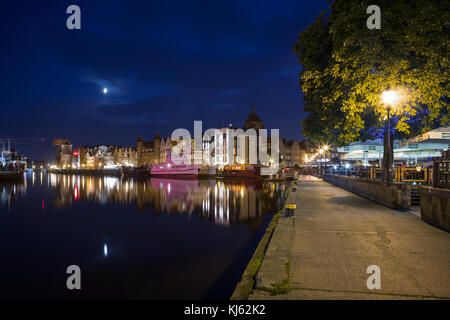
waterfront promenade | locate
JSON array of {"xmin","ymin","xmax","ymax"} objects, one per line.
[{"xmin": 249, "ymin": 176, "xmax": 450, "ymax": 299}]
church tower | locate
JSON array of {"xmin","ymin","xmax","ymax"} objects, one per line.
[
  {"xmin": 242, "ymin": 104, "xmax": 264, "ymax": 164},
  {"xmin": 244, "ymin": 104, "xmax": 263, "ymax": 130}
]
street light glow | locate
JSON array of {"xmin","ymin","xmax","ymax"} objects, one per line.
[{"xmin": 382, "ymin": 90, "xmax": 399, "ymax": 105}]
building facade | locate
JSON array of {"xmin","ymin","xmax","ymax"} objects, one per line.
[
  {"xmin": 337, "ymin": 126, "xmax": 450, "ymax": 166},
  {"xmin": 67, "ymin": 105, "xmax": 309, "ymax": 169},
  {"xmin": 53, "ymin": 139, "xmax": 73, "ymax": 169},
  {"xmin": 137, "ymin": 133, "xmax": 161, "ymax": 166}
]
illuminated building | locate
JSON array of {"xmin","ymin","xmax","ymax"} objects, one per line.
[
  {"xmin": 338, "ymin": 126, "xmax": 450, "ymax": 165},
  {"xmin": 53, "ymin": 139, "xmax": 72, "ymax": 169}
]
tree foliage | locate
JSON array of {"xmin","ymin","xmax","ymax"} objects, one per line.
[{"xmin": 293, "ymin": 0, "xmax": 449, "ymax": 146}]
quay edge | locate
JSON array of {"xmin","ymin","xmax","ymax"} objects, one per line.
[{"xmin": 230, "ymin": 181, "xmax": 293, "ymax": 300}]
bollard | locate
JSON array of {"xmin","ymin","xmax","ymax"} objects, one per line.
[
  {"xmin": 285, "ymin": 204, "xmax": 296, "ymax": 217},
  {"xmin": 291, "ymin": 185, "xmax": 297, "ymax": 192}
]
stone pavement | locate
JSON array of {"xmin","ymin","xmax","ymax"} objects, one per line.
[{"xmin": 249, "ymin": 177, "xmax": 450, "ymax": 300}]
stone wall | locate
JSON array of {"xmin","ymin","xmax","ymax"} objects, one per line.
[
  {"xmin": 323, "ymin": 174, "xmax": 411, "ymax": 210},
  {"xmin": 420, "ymin": 187, "xmax": 450, "ymax": 232}
]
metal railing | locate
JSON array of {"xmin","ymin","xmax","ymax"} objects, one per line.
[
  {"xmin": 324, "ymin": 166, "xmax": 432, "ymax": 185},
  {"xmin": 433, "ymin": 160, "xmax": 450, "ymax": 189},
  {"xmin": 299, "ymin": 163, "xmax": 449, "ymax": 189}
]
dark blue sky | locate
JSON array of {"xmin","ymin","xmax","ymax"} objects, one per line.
[{"xmin": 1, "ymin": 0, "xmax": 329, "ymax": 161}]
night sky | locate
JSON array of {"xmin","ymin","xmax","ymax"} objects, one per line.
[{"xmin": 1, "ymin": 0, "xmax": 329, "ymax": 161}]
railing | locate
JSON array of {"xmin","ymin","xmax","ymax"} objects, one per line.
[
  {"xmin": 433, "ymin": 160, "xmax": 450, "ymax": 189},
  {"xmin": 300, "ymin": 163, "xmax": 448, "ymax": 188},
  {"xmin": 397, "ymin": 168, "xmax": 429, "ymax": 183},
  {"xmin": 369, "ymin": 168, "xmax": 383, "ymax": 180},
  {"xmin": 326, "ymin": 166, "xmax": 433, "ymax": 185}
]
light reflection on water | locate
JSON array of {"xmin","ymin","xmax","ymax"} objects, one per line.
[
  {"xmin": 2, "ymin": 173, "xmax": 286, "ymax": 228},
  {"xmin": 0, "ymin": 173, "xmax": 288, "ymax": 299}
]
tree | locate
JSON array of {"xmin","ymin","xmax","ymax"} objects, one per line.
[{"xmin": 293, "ymin": 0, "xmax": 449, "ymax": 146}]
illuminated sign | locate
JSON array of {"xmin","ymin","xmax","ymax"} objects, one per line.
[{"xmin": 408, "ymin": 144, "xmax": 419, "ymax": 149}]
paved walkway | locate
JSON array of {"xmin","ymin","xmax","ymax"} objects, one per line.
[{"xmin": 249, "ymin": 177, "xmax": 450, "ymax": 299}]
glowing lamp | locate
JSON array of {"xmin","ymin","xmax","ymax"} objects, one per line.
[{"xmin": 382, "ymin": 90, "xmax": 399, "ymax": 106}]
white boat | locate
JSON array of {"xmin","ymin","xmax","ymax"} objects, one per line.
[{"xmin": 150, "ymin": 153, "xmax": 201, "ymax": 178}]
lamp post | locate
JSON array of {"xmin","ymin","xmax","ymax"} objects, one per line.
[
  {"xmin": 319, "ymin": 148, "xmax": 324, "ymax": 176},
  {"xmin": 323, "ymin": 145, "xmax": 329, "ymax": 175},
  {"xmin": 382, "ymin": 90, "xmax": 399, "ymax": 182}
]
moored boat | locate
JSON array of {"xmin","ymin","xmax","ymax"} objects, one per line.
[
  {"xmin": 150, "ymin": 153, "xmax": 201, "ymax": 178},
  {"xmin": 198, "ymin": 165, "xmax": 217, "ymax": 178},
  {"xmin": 0, "ymin": 171, "xmax": 24, "ymax": 180},
  {"xmin": 222, "ymin": 164, "xmax": 261, "ymax": 179}
]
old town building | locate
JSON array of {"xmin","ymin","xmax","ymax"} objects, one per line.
[
  {"xmin": 137, "ymin": 133, "xmax": 161, "ymax": 166},
  {"xmin": 69, "ymin": 105, "xmax": 308, "ymax": 169},
  {"xmin": 53, "ymin": 139, "xmax": 73, "ymax": 169}
]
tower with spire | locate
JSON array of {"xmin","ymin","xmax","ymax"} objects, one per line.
[{"xmin": 244, "ymin": 104, "xmax": 263, "ymax": 130}]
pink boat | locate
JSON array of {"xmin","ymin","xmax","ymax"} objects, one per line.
[{"xmin": 150, "ymin": 152, "xmax": 201, "ymax": 178}]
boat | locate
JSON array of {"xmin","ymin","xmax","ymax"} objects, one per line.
[
  {"xmin": 150, "ymin": 153, "xmax": 201, "ymax": 178},
  {"xmin": 120, "ymin": 166, "xmax": 150, "ymax": 178},
  {"xmin": 198, "ymin": 165, "xmax": 217, "ymax": 178},
  {"xmin": 222, "ymin": 164, "xmax": 261, "ymax": 179},
  {"xmin": 0, "ymin": 171, "xmax": 24, "ymax": 181}
]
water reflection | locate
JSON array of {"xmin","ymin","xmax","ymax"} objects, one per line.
[
  {"xmin": 0, "ymin": 173, "xmax": 288, "ymax": 299},
  {"xmin": 3, "ymin": 173, "xmax": 287, "ymax": 229},
  {"xmin": 58, "ymin": 174, "xmax": 285, "ymax": 228},
  {"xmin": 0, "ymin": 179, "xmax": 26, "ymax": 209}
]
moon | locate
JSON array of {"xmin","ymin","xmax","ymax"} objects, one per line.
[{"xmin": 103, "ymin": 88, "xmax": 108, "ymax": 94}]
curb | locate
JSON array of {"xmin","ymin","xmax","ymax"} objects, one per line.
[{"xmin": 230, "ymin": 181, "xmax": 293, "ymax": 300}]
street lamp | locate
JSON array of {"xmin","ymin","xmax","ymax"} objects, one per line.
[
  {"xmin": 382, "ymin": 91, "xmax": 399, "ymax": 105},
  {"xmin": 382, "ymin": 90, "xmax": 399, "ymax": 182},
  {"xmin": 323, "ymin": 145, "xmax": 329, "ymax": 174},
  {"xmin": 319, "ymin": 148, "xmax": 324, "ymax": 176}
]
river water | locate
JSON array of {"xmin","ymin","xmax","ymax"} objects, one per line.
[{"xmin": 0, "ymin": 172, "xmax": 288, "ymax": 299}]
